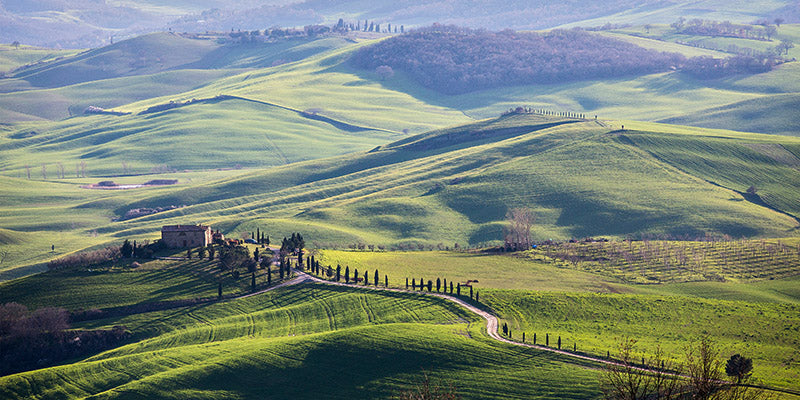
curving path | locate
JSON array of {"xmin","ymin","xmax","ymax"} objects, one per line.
[{"xmin": 238, "ymin": 268, "xmax": 798, "ymax": 397}]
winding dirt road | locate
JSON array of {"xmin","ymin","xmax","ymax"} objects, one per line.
[{"xmin": 234, "ymin": 267, "xmax": 798, "ymax": 397}]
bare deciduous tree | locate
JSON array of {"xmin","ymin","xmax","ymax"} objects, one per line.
[
  {"xmin": 504, "ymin": 207, "xmax": 534, "ymax": 250},
  {"xmin": 600, "ymin": 338, "xmax": 682, "ymax": 400}
]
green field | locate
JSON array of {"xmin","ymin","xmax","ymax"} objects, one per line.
[
  {"xmin": 313, "ymin": 248, "xmax": 800, "ymax": 393},
  {"xmin": 0, "ymin": 283, "xmax": 604, "ymax": 399},
  {"xmin": 3, "ymin": 112, "xmax": 800, "ymax": 279}
]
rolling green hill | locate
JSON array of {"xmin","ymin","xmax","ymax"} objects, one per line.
[{"xmin": 0, "ymin": 284, "xmax": 603, "ymax": 399}]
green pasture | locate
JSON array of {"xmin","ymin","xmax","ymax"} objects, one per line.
[
  {"xmin": 0, "ymin": 284, "xmax": 603, "ymax": 399},
  {"xmin": 316, "ymin": 249, "xmax": 625, "ymax": 293},
  {"xmin": 0, "ymin": 44, "xmax": 80, "ymax": 74},
  {"xmin": 3, "ymin": 114, "xmax": 800, "ymax": 279},
  {"xmin": 483, "ymin": 289, "xmax": 800, "ymax": 392}
]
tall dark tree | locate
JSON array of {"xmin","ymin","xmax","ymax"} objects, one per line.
[
  {"xmin": 406, "ymin": 278, "xmax": 409, "ymax": 289},
  {"xmin": 725, "ymin": 354, "xmax": 753, "ymax": 385},
  {"xmin": 336, "ymin": 264, "xmax": 341, "ymax": 281},
  {"xmin": 385, "ymin": 275, "xmax": 388, "ymax": 287},
  {"xmin": 450, "ymin": 281, "xmax": 453, "ymax": 294},
  {"xmin": 412, "ymin": 278, "xmax": 416, "ymax": 290},
  {"xmin": 364, "ymin": 271, "xmax": 369, "ymax": 285},
  {"xmin": 354, "ymin": 268, "xmax": 359, "ymax": 284},
  {"xmin": 345, "ymin": 266, "xmax": 350, "ymax": 283},
  {"xmin": 457, "ymin": 282, "xmax": 461, "ymax": 296},
  {"xmin": 427, "ymin": 280, "xmax": 432, "ymax": 292},
  {"xmin": 436, "ymin": 278, "xmax": 441, "ymax": 292},
  {"xmin": 374, "ymin": 270, "xmax": 379, "ymax": 287},
  {"xmin": 208, "ymin": 245, "xmax": 215, "ymax": 260},
  {"xmin": 120, "ymin": 240, "xmax": 133, "ymax": 258},
  {"xmin": 267, "ymin": 265, "xmax": 272, "ymax": 285},
  {"xmin": 251, "ymin": 272, "xmax": 256, "ymax": 291}
]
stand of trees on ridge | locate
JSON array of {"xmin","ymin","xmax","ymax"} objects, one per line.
[{"xmin": 352, "ymin": 25, "xmax": 777, "ymax": 94}]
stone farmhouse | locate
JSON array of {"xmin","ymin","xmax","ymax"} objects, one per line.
[{"xmin": 161, "ymin": 225, "xmax": 213, "ymax": 248}]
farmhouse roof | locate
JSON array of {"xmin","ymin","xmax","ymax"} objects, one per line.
[{"xmin": 161, "ymin": 225, "xmax": 210, "ymax": 232}]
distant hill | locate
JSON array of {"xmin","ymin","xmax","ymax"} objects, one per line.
[
  {"xmin": 659, "ymin": 93, "xmax": 800, "ymax": 137},
  {"xmin": 1, "ymin": 0, "xmax": 794, "ymax": 48},
  {"xmin": 109, "ymin": 114, "xmax": 800, "ymax": 245}
]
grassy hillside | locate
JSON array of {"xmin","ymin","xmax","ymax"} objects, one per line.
[
  {"xmin": 3, "ymin": 113, "xmax": 800, "ymax": 278},
  {"xmin": 0, "ymin": 34, "xmax": 356, "ymax": 121},
  {"xmin": 659, "ymin": 93, "xmax": 800, "ymax": 136},
  {"xmin": 0, "ymin": 284, "xmax": 603, "ymax": 399},
  {"xmin": 483, "ymin": 289, "xmax": 800, "ymax": 391}
]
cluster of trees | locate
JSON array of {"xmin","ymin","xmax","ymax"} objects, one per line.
[
  {"xmin": 280, "ymin": 233, "xmax": 305, "ymax": 255},
  {"xmin": 671, "ymin": 18, "xmax": 778, "ymax": 41},
  {"xmin": 353, "ymin": 25, "xmax": 783, "ymax": 93},
  {"xmin": 352, "ymin": 25, "xmax": 686, "ymax": 94},
  {"xmin": 0, "ymin": 302, "xmax": 129, "ymax": 376},
  {"xmin": 48, "ymin": 245, "xmax": 122, "ymax": 270},
  {"xmin": 405, "ymin": 276, "xmax": 476, "ymax": 300},
  {"xmin": 332, "ymin": 18, "xmax": 404, "ymax": 34},
  {"xmin": 601, "ymin": 337, "xmax": 769, "ymax": 400}
]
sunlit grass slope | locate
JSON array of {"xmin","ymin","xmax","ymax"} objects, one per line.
[
  {"xmin": 0, "ymin": 44, "xmax": 80, "ymax": 74},
  {"xmin": 483, "ymin": 289, "xmax": 800, "ymax": 391},
  {"xmin": 2, "ymin": 114, "xmax": 800, "ymax": 278},
  {"xmin": 0, "ymin": 34, "xmax": 356, "ymax": 121},
  {"xmin": 0, "ymin": 284, "xmax": 602, "ymax": 399}
]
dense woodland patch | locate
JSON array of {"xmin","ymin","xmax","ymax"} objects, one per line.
[{"xmin": 352, "ymin": 25, "xmax": 776, "ymax": 94}]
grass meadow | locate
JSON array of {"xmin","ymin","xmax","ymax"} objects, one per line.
[{"xmin": 0, "ymin": 284, "xmax": 604, "ymax": 399}]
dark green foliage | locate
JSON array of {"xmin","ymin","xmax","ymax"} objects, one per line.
[
  {"xmin": 449, "ymin": 282, "xmax": 453, "ymax": 294},
  {"xmin": 336, "ymin": 265, "xmax": 341, "ymax": 282},
  {"xmin": 219, "ymin": 246, "xmax": 250, "ymax": 271},
  {"xmin": 197, "ymin": 246, "xmax": 207, "ymax": 259},
  {"xmin": 345, "ymin": 266, "xmax": 350, "ymax": 283},
  {"xmin": 364, "ymin": 271, "xmax": 369, "ymax": 286},
  {"xmin": 427, "ymin": 280, "xmax": 432, "ymax": 292},
  {"xmin": 725, "ymin": 354, "xmax": 753, "ymax": 384},
  {"xmin": 207, "ymin": 245, "xmax": 215, "ymax": 260},
  {"xmin": 253, "ymin": 248, "xmax": 260, "ymax": 262},
  {"xmin": 558, "ymin": 336, "xmax": 561, "ymax": 349},
  {"xmin": 384, "ymin": 275, "xmax": 388, "ymax": 287},
  {"xmin": 354, "ymin": 269, "xmax": 359, "ymax": 284},
  {"xmin": 502, "ymin": 322, "xmax": 508, "ymax": 336},
  {"xmin": 523, "ymin": 332, "xmax": 525, "ymax": 343},
  {"xmin": 374, "ymin": 269, "xmax": 379, "ymax": 287},
  {"xmin": 267, "ymin": 266, "xmax": 272, "ymax": 285},
  {"xmin": 436, "ymin": 278, "xmax": 441, "ymax": 292},
  {"xmin": 534, "ymin": 333, "xmax": 537, "ymax": 345},
  {"xmin": 546, "ymin": 333, "xmax": 549, "ymax": 347},
  {"xmin": 457, "ymin": 283, "xmax": 461, "ymax": 296},
  {"xmin": 469, "ymin": 286, "xmax": 473, "ymax": 299},
  {"xmin": 120, "ymin": 239, "xmax": 133, "ymax": 258},
  {"xmin": 406, "ymin": 278, "xmax": 409, "ymax": 289},
  {"xmin": 412, "ymin": 278, "xmax": 416, "ymax": 290},
  {"xmin": 251, "ymin": 272, "xmax": 256, "ymax": 291}
]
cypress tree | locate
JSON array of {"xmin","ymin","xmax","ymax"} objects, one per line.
[
  {"xmin": 419, "ymin": 277, "xmax": 424, "ymax": 291},
  {"xmin": 257, "ymin": 228, "xmax": 260, "ymax": 243},
  {"xmin": 412, "ymin": 278, "xmax": 416, "ymax": 290},
  {"xmin": 364, "ymin": 270, "xmax": 369, "ymax": 285},
  {"xmin": 280, "ymin": 263, "xmax": 285, "ymax": 279},
  {"xmin": 476, "ymin": 291, "xmax": 479, "ymax": 302},
  {"xmin": 436, "ymin": 278, "xmax": 441, "ymax": 292},
  {"xmin": 450, "ymin": 281, "xmax": 453, "ymax": 294},
  {"xmin": 558, "ymin": 336, "xmax": 561, "ymax": 349},
  {"xmin": 345, "ymin": 266, "xmax": 350, "ymax": 283},
  {"xmin": 534, "ymin": 333, "xmax": 537, "ymax": 344},
  {"xmin": 522, "ymin": 332, "xmax": 526, "ymax": 343},
  {"xmin": 457, "ymin": 283, "xmax": 461, "ymax": 296},
  {"xmin": 406, "ymin": 278, "xmax": 409, "ymax": 289},
  {"xmin": 354, "ymin": 268, "xmax": 359, "ymax": 284},
  {"xmin": 443, "ymin": 278, "xmax": 447, "ymax": 292},
  {"xmin": 132, "ymin": 240, "xmax": 137, "ymax": 257},
  {"xmin": 374, "ymin": 269, "xmax": 379, "ymax": 286},
  {"xmin": 427, "ymin": 280, "xmax": 432, "ymax": 292},
  {"xmin": 251, "ymin": 272, "xmax": 256, "ymax": 290},
  {"xmin": 574, "ymin": 343, "xmax": 576, "ymax": 352},
  {"xmin": 502, "ymin": 322, "xmax": 508, "ymax": 335},
  {"xmin": 546, "ymin": 333, "xmax": 549, "ymax": 347},
  {"xmin": 469, "ymin": 286, "xmax": 473, "ymax": 299},
  {"xmin": 384, "ymin": 275, "xmax": 387, "ymax": 287},
  {"xmin": 336, "ymin": 265, "xmax": 341, "ymax": 281}
]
